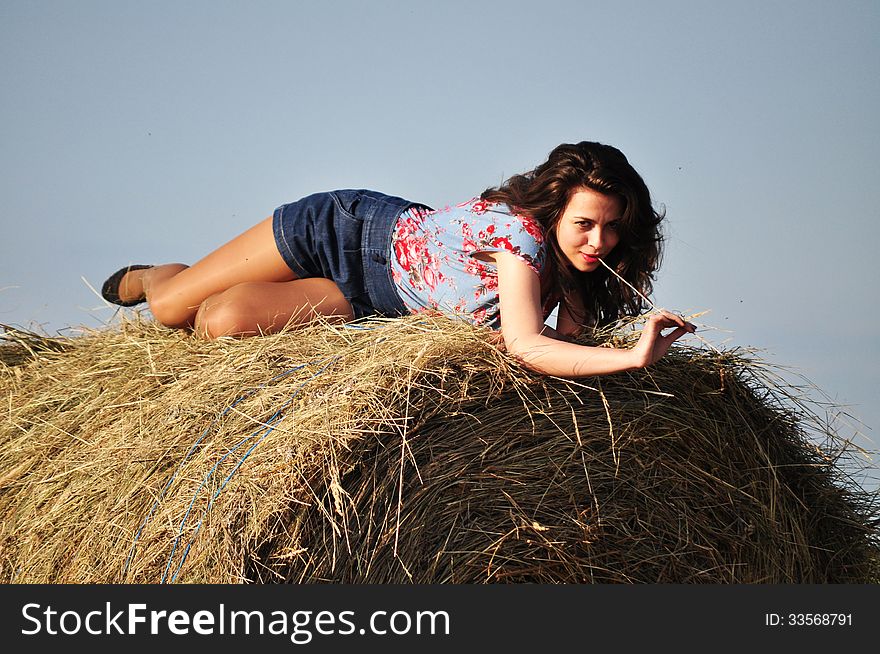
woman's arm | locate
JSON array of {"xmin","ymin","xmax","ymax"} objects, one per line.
[{"xmin": 492, "ymin": 252, "xmax": 693, "ymax": 378}]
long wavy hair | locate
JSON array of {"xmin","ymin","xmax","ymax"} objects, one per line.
[{"xmin": 480, "ymin": 141, "xmax": 664, "ymax": 329}]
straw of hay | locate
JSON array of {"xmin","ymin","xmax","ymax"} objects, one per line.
[{"xmin": 1, "ymin": 315, "xmax": 877, "ymax": 583}]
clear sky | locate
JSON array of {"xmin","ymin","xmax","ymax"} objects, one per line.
[{"xmin": 2, "ymin": 0, "xmax": 878, "ymax": 491}]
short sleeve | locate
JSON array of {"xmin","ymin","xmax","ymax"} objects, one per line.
[
  {"xmin": 467, "ymin": 207, "xmax": 546, "ymax": 275},
  {"xmin": 391, "ymin": 198, "xmax": 549, "ymax": 331}
]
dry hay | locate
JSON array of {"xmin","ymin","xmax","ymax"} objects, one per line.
[{"xmin": 1, "ymin": 315, "xmax": 878, "ymax": 583}]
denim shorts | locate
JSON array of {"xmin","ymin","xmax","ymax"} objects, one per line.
[{"xmin": 272, "ymin": 190, "xmax": 431, "ymax": 319}]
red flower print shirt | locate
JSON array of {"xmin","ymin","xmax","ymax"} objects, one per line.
[{"xmin": 390, "ymin": 198, "xmax": 547, "ymax": 329}]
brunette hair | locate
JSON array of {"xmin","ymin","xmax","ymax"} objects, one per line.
[{"xmin": 480, "ymin": 141, "xmax": 664, "ymax": 329}]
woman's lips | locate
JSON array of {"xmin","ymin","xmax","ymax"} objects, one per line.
[{"xmin": 581, "ymin": 252, "xmax": 600, "ymax": 263}]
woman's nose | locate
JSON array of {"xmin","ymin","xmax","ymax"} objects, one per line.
[{"xmin": 588, "ymin": 228, "xmax": 606, "ymax": 251}]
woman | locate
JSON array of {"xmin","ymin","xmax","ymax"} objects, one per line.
[{"xmin": 102, "ymin": 141, "xmax": 694, "ymax": 377}]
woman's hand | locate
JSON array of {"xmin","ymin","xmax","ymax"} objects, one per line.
[
  {"xmin": 493, "ymin": 251, "xmax": 696, "ymax": 377},
  {"xmin": 629, "ymin": 311, "xmax": 696, "ymax": 369}
]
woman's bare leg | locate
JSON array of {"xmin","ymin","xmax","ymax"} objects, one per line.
[
  {"xmin": 194, "ymin": 278, "xmax": 355, "ymax": 338},
  {"xmin": 117, "ymin": 216, "xmax": 296, "ymax": 328}
]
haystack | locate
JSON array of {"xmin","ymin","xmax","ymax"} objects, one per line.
[{"xmin": 1, "ymin": 315, "xmax": 877, "ymax": 583}]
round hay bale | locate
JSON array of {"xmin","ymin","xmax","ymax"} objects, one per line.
[{"xmin": 1, "ymin": 316, "xmax": 877, "ymax": 583}]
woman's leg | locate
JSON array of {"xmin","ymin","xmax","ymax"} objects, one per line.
[
  {"xmin": 193, "ymin": 277, "xmax": 355, "ymax": 338},
  {"xmin": 118, "ymin": 216, "xmax": 297, "ymax": 328}
]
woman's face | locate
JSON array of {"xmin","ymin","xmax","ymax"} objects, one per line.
[{"xmin": 555, "ymin": 187, "xmax": 623, "ymax": 272}]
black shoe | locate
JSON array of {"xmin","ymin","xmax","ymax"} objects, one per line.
[{"xmin": 101, "ymin": 265, "xmax": 153, "ymax": 307}]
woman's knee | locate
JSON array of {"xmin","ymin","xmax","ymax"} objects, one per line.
[
  {"xmin": 148, "ymin": 290, "xmax": 198, "ymax": 329},
  {"xmin": 193, "ymin": 287, "xmax": 258, "ymax": 339},
  {"xmin": 133, "ymin": 264, "xmax": 193, "ymax": 327}
]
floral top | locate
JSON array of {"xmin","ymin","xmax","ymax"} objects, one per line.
[{"xmin": 390, "ymin": 198, "xmax": 548, "ymax": 329}]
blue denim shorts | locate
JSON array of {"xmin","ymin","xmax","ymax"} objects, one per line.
[{"xmin": 272, "ymin": 190, "xmax": 431, "ymax": 319}]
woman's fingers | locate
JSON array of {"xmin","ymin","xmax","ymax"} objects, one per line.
[
  {"xmin": 662, "ymin": 326, "xmax": 688, "ymax": 345},
  {"xmin": 634, "ymin": 312, "xmax": 697, "ymax": 369},
  {"xmin": 652, "ymin": 311, "xmax": 697, "ymax": 333}
]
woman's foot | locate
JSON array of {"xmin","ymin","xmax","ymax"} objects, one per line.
[{"xmin": 101, "ymin": 265, "xmax": 153, "ymax": 306}]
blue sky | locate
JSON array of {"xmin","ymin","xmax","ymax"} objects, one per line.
[{"xmin": 1, "ymin": 0, "xmax": 878, "ymax": 490}]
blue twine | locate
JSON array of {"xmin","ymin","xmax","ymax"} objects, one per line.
[
  {"xmin": 162, "ymin": 355, "xmax": 340, "ymax": 582},
  {"xmin": 123, "ymin": 364, "xmax": 306, "ymax": 578},
  {"xmin": 161, "ymin": 422, "xmax": 278, "ymax": 583},
  {"xmin": 125, "ymin": 317, "xmax": 410, "ymax": 580}
]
